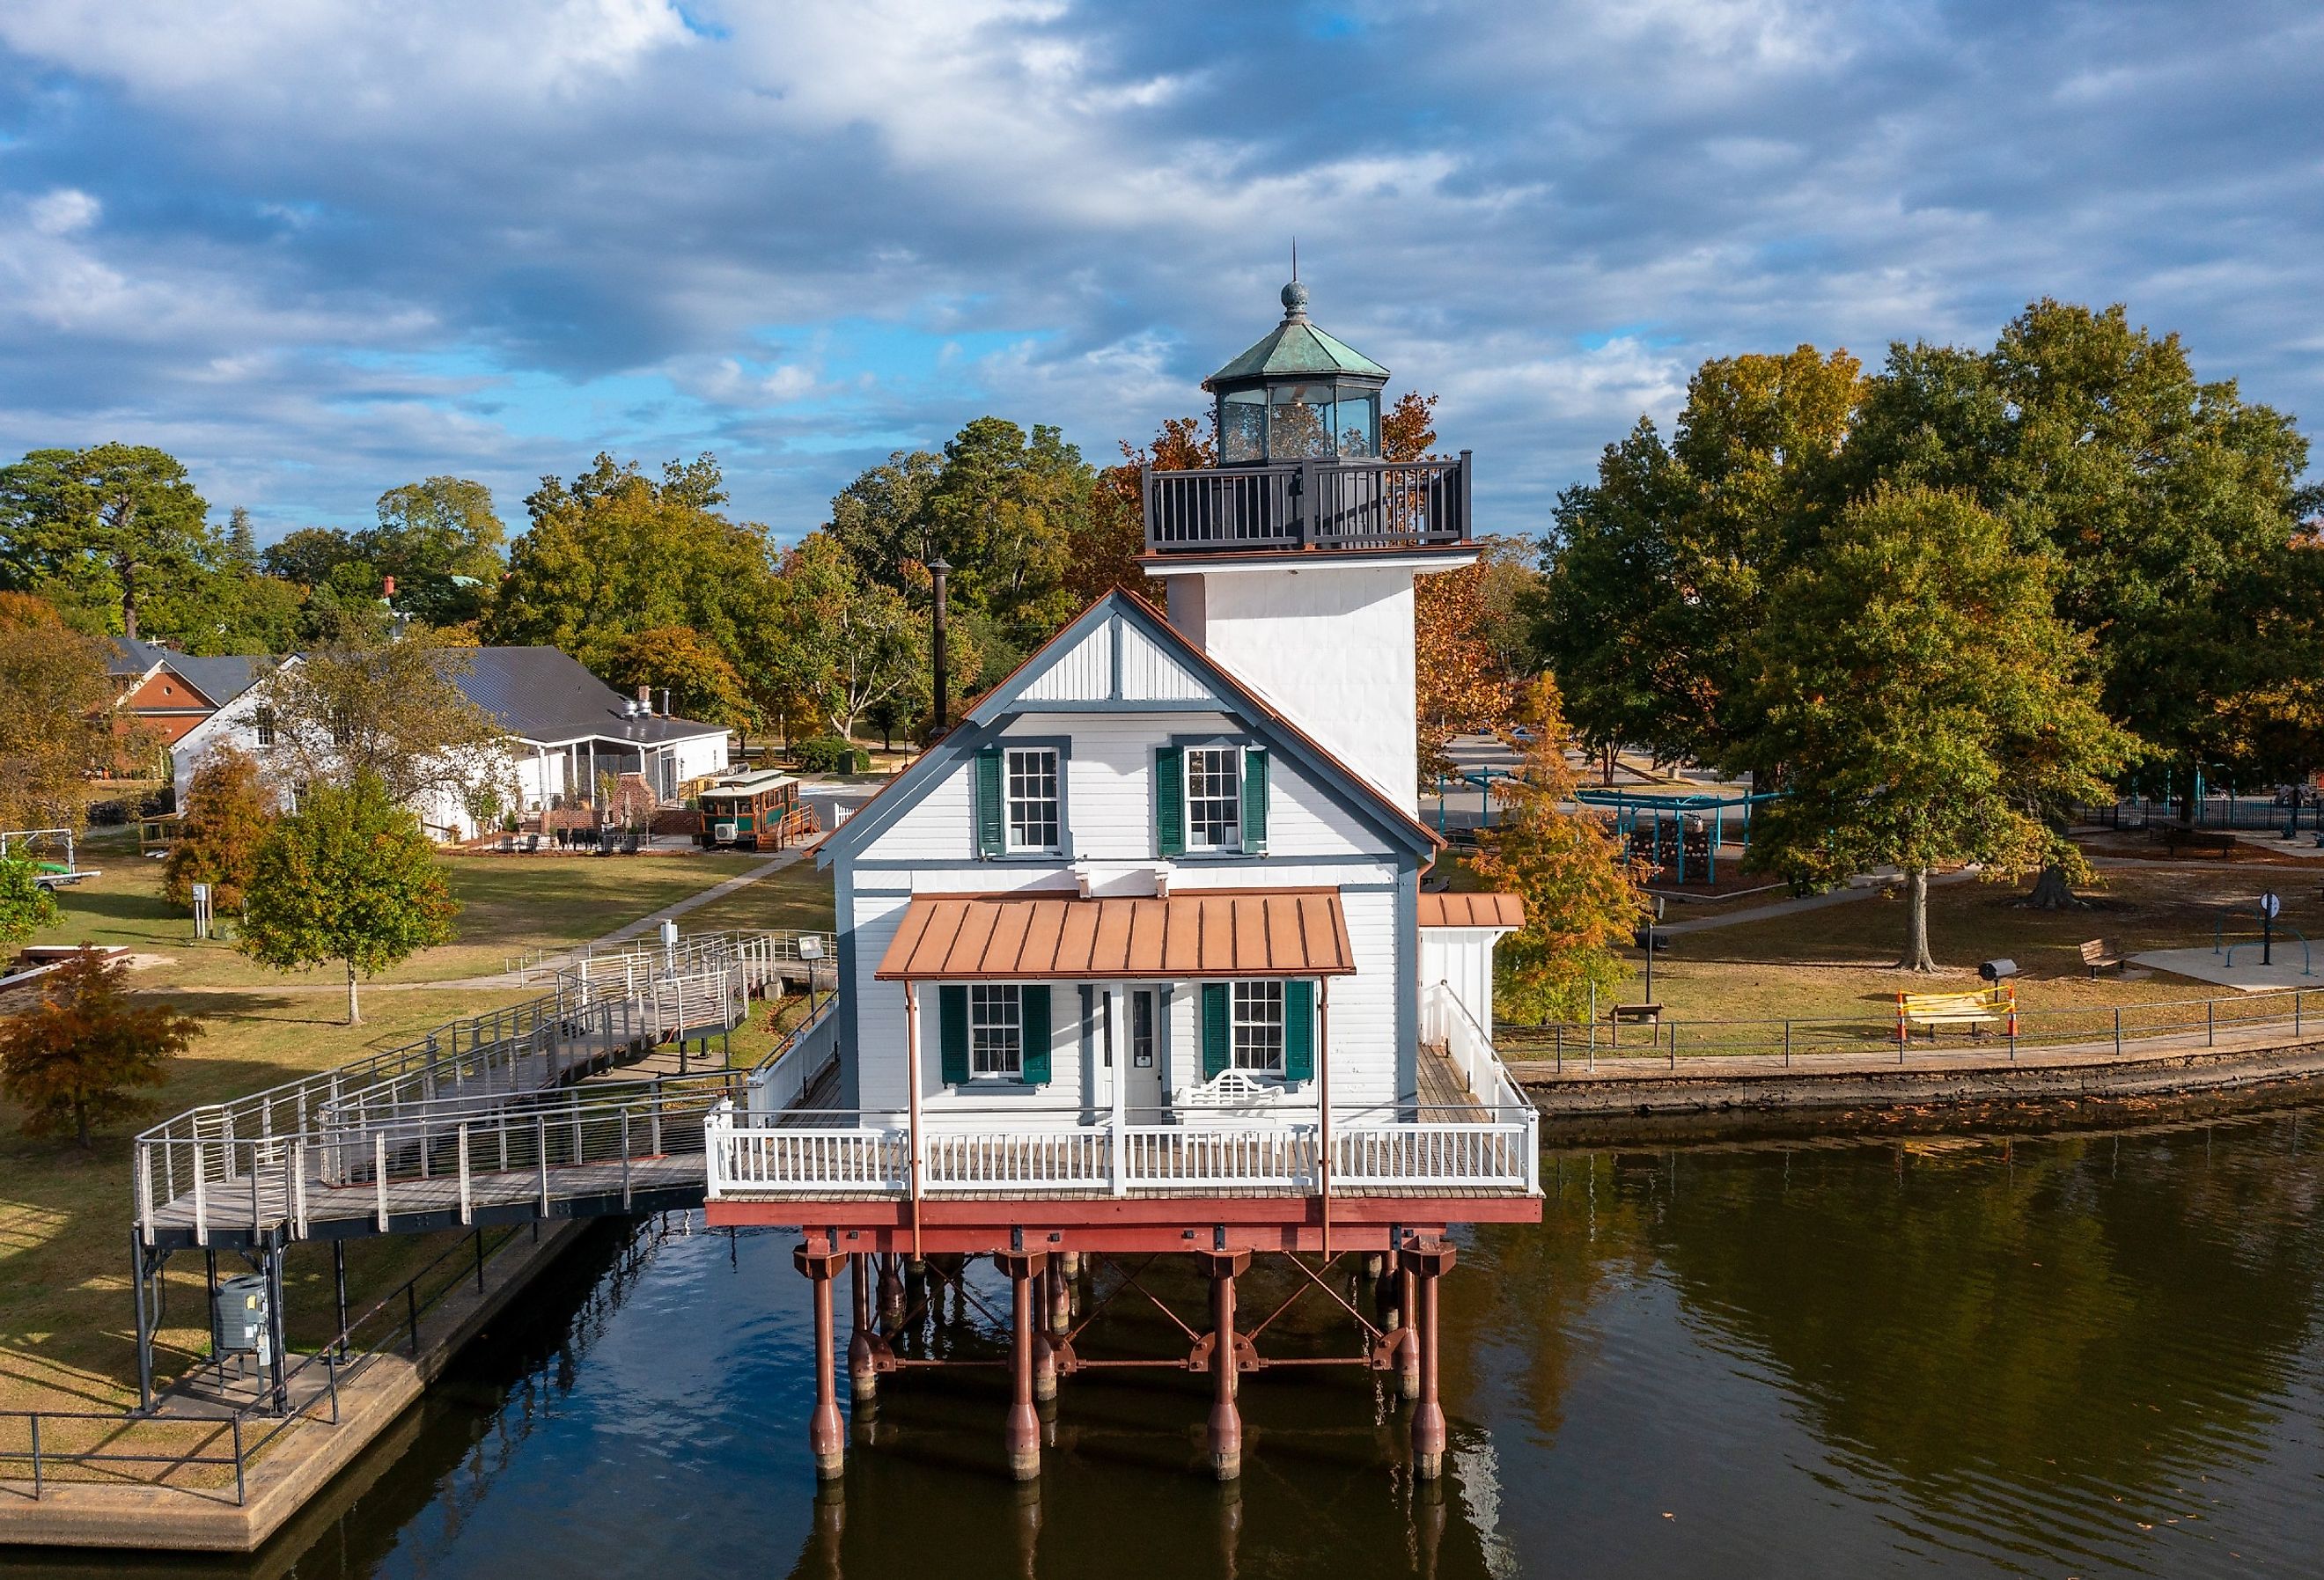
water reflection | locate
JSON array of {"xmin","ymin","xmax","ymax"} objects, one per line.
[{"xmin": 8, "ymin": 1109, "xmax": 2318, "ymax": 1579}]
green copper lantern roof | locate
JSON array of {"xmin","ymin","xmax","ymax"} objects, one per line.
[{"xmin": 1203, "ymin": 282, "xmax": 1390, "ymax": 388}]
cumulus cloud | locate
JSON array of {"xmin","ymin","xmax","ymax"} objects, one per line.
[{"xmin": 0, "ymin": 0, "xmax": 2315, "ymax": 542}]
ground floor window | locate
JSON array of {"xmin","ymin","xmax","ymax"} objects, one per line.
[
  {"xmin": 1232, "ymin": 981, "xmax": 1284, "ymax": 1072},
  {"xmin": 970, "ymin": 984, "xmax": 1023, "ymax": 1077}
]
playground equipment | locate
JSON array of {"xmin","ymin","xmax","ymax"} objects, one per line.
[
  {"xmin": 0, "ymin": 828, "xmax": 99, "ymax": 888},
  {"xmin": 1575, "ymin": 788, "xmax": 1783, "ymax": 886}
]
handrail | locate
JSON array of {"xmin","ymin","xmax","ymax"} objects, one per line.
[{"xmin": 1500, "ymin": 983, "xmax": 2324, "ymax": 1069}]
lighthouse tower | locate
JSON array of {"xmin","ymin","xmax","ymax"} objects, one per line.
[{"xmin": 1142, "ymin": 280, "xmax": 1477, "ymax": 813}]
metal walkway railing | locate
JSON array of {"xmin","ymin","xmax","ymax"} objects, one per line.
[{"xmin": 132, "ymin": 929, "xmax": 835, "ymax": 1251}]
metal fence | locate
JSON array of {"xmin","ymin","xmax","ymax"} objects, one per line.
[{"xmin": 1500, "ymin": 987, "xmax": 2324, "ymax": 1074}]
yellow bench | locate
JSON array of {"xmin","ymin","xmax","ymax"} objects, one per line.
[{"xmin": 1896, "ymin": 985, "xmax": 2016, "ymax": 1042}]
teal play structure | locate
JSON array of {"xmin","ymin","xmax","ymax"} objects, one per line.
[{"xmin": 1575, "ymin": 788, "xmax": 1783, "ymax": 886}]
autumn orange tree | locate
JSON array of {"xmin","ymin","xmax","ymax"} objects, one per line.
[
  {"xmin": 1074, "ymin": 416, "xmax": 1214, "ymax": 606},
  {"xmin": 164, "ymin": 745, "xmax": 274, "ymax": 911},
  {"xmin": 1471, "ymin": 676, "xmax": 1648, "ymax": 1021},
  {"xmin": 0, "ymin": 947, "xmax": 199, "ymax": 1148}
]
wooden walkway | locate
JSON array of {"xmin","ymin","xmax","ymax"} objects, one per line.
[{"xmin": 1416, "ymin": 1043, "xmax": 1489, "ymax": 1118}]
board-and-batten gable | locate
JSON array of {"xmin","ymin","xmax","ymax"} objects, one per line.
[{"xmin": 819, "ymin": 590, "xmax": 1440, "ymax": 875}]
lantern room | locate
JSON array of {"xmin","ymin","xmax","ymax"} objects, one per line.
[{"xmin": 1206, "ymin": 281, "xmax": 1389, "ymax": 465}]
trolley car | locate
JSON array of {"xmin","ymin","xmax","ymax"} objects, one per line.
[{"xmin": 696, "ymin": 769, "xmax": 811, "ymax": 850}]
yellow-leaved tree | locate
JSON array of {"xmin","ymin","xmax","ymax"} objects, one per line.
[{"xmin": 1471, "ymin": 676, "xmax": 1649, "ymax": 1021}]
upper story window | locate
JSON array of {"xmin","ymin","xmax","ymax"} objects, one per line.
[
  {"xmin": 970, "ymin": 984, "xmax": 1023, "ymax": 1077},
  {"xmin": 1005, "ymin": 747, "xmax": 1060, "ymax": 853},
  {"xmin": 1186, "ymin": 747, "xmax": 1241, "ymax": 849},
  {"xmin": 1232, "ymin": 981, "xmax": 1284, "ymax": 1073},
  {"xmin": 254, "ymin": 707, "xmax": 276, "ymax": 748}
]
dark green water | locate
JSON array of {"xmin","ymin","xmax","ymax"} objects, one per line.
[{"xmin": 17, "ymin": 1108, "xmax": 2324, "ymax": 1577}]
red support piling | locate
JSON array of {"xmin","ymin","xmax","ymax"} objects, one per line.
[
  {"xmin": 1195, "ymin": 1247, "xmax": 1251, "ymax": 1481},
  {"xmin": 794, "ymin": 1243, "xmax": 849, "ymax": 1481},
  {"xmin": 1397, "ymin": 1261, "xmax": 1420, "ymax": 1400},
  {"xmin": 1400, "ymin": 1238, "xmax": 1456, "ymax": 1481},
  {"xmin": 849, "ymin": 1252, "xmax": 878, "ymax": 1403},
  {"xmin": 997, "ymin": 1250, "xmax": 1048, "ymax": 1481}
]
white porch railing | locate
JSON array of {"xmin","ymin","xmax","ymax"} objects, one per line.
[{"xmin": 704, "ymin": 1102, "xmax": 1540, "ymax": 1200}]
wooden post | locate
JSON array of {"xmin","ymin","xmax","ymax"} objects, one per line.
[
  {"xmin": 1401, "ymin": 1238, "xmax": 1457, "ymax": 1480},
  {"xmin": 795, "ymin": 1243, "xmax": 848, "ymax": 1481},
  {"xmin": 997, "ymin": 1250, "xmax": 1048, "ymax": 1481},
  {"xmin": 1195, "ymin": 1247, "xmax": 1250, "ymax": 1481}
]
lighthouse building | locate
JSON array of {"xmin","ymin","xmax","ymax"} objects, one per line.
[{"xmin": 703, "ymin": 283, "xmax": 1541, "ymax": 1486}]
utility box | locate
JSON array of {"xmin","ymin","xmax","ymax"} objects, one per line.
[{"xmin": 214, "ymin": 1275, "xmax": 272, "ymax": 1364}]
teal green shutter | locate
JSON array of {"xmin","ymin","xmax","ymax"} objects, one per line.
[
  {"xmin": 1241, "ymin": 748, "xmax": 1269, "ymax": 854},
  {"xmin": 1283, "ymin": 979, "xmax": 1315, "ymax": 1082},
  {"xmin": 1155, "ymin": 746, "xmax": 1185, "ymax": 857},
  {"xmin": 1201, "ymin": 982, "xmax": 1230, "ymax": 1079},
  {"xmin": 974, "ymin": 747, "xmax": 1004, "ymax": 857},
  {"xmin": 938, "ymin": 986, "xmax": 969, "ymax": 1084},
  {"xmin": 1019, "ymin": 985, "xmax": 1051, "ymax": 1084}
]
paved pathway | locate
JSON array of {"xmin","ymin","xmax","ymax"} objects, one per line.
[{"xmin": 1655, "ymin": 871, "xmax": 1975, "ymax": 937}]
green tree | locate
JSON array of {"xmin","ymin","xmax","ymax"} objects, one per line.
[
  {"xmin": 918, "ymin": 417, "xmax": 1092, "ymax": 643},
  {"xmin": 0, "ymin": 855, "xmax": 63, "ymax": 947},
  {"xmin": 599, "ymin": 625, "xmax": 757, "ymax": 732},
  {"xmin": 361, "ymin": 476, "xmax": 505, "ymax": 626},
  {"xmin": 1537, "ymin": 349, "xmax": 1861, "ymax": 770},
  {"xmin": 489, "ymin": 453, "xmax": 781, "ymax": 690},
  {"xmin": 1842, "ymin": 301, "xmax": 2308, "ymax": 790},
  {"xmin": 1732, "ymin": 488, "xmax": 2135, "ymax": 970},
  {"xmin": 0, "ymin": 444, "xmax": 214, "ymax": 639},
  {"xmin": 261, "ymin": 525, "xmax": 363, "ymax": 589},
  {"xmin": 826, "ymin": 450, "xmax": 942, "ymax": 596},
  {"xmin": 773, "ymin": 533, "xmax": 927, "ymax": 739},
  {"xmin": 1471, "ymin": 676, "xmax": 1647, "ymax": 1020},
  {"xmin": 1076, "ymin": 416, "xmax": 1211, "ymax": 606},
  {"xmin": 0, "ymin": 948, "xmax": 199, "ymax": 1148},
  {"xmin": 163, "ymin": 746, "xmax": 275, "ymax": 911},
  {"xmin": 238, "ymin": 773, "xmax": 460, "ymax": 1023}
]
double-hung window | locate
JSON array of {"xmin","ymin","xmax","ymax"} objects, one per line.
[
  {"xmin": 970, "ymin": 985, "xmax": 1023, "ymax": 1077},
  {"xmin": 1004, "ymin": 747, "xmax": 1060, "ymax": 853},
  {"xmin": 1231, "ymin": 981, "xmax": 1284, "ymax": 1073},
  {"xmin": 254, "ymin": 707, "xmax": 276, "ymax": 748},
  {"xmin": 1186, "ymin": 746, "xmax": 1241, "ymax": 850}
]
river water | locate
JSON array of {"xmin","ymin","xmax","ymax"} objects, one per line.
[{"xmin": 18, "ymin": 1108, "xmax": 2324, "ymax": 1578}]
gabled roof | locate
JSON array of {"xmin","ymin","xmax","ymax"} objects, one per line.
[
  {"xmin": 433, "ymin": 647, "xmax": 724, "ymax": 747},
  {"xmin": 107, "ymin": 638, "xmax": 267, "ymax": 708},
  {"xmin": 820, "ymin": 589, "xmax": 1439, "ymax": 867}
]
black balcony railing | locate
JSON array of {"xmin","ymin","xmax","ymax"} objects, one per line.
[{"xmin": 1143, "ymin": 452, "xmax": 1472, "ymax": 555}]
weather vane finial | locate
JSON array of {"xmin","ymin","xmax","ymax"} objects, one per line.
[{"xmin": 1291, "ymin": 238, "xmax": 1298, "ymax": 281}]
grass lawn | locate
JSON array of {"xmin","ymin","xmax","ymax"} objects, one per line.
[
  {"xmin": 1, "ymin": 849, "xmax": 839, "ymax": 1415},
  {"xmin": 1577, "ymin": 858, "xmax": 2324, "ymax": 1027},
  {"xmin": 21, "ymin": 847, "xmax": 771, "ymax": 996}
]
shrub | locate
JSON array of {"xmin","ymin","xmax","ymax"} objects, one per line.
[{"xmin": 793, "ymin": 736, "xmax": 869, "ymax": 775}]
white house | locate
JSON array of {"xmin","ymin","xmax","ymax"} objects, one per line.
[
  {"xmin": 713, "ymin": 279, "xmax": 1536, "ymax": 1187},
  {"xmin": 172, "ymin": 645, "xmax": 732, "ymax": 841}
]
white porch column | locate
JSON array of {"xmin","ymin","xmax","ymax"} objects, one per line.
[{"xmin": 1105, "ymin": 987, "xmax": 1127, "ymax": 1195}]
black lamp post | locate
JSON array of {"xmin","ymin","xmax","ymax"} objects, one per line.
[{"xmin": 929, "ymin": 555, "xmax": 952, "ymax": 736}]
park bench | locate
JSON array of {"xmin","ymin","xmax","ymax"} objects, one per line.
[
  {"xmin": 1895, "ymin": 984, "xmax": 2016, "ymax": 1043},
  {"xmin": 1607, "ymin": 1002, "xmax": 1662, "ymax": 1047},
  {"xmin": 2078, "ymin": 938, "xmax": 2125, "ymax": 977},
  {"xmin": 2151, "ymin": 824, "xmax": 2235, "ymax": 858}
]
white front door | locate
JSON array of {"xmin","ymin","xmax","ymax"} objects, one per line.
[{"xmin": 1123, "ymin": 988, "xmax": 1165, "ymax": 1116}]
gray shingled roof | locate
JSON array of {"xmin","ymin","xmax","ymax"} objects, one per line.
[
  {"xmin": 107, "ymin": 638, "xmax": 267, "ymax": 706},
  {"xmin": 433, "ymin": 646, "xmax": 725, "ymax": 746}
]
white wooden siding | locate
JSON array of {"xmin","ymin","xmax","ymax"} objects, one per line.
[
  {"xmin": 1118, "ymin": 619, "xmax": 1212, "ymax": 702},
  {"xmin": 1019, "ymin": 621, "xmax": 1112, "ymax": 702}
]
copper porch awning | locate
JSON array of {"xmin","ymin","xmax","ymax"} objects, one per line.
[
  {"xmin": 875, "ymin": 890, "xmax": 1357, "ymax": 981},
  {"xmin": 1416, "ymin": 893, "xmax": 1523, "ymax": 929}
]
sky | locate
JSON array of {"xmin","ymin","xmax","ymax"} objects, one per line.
[{"xmin": 2, "ymin": 0, "xmax": 2319, "ymax": 548}]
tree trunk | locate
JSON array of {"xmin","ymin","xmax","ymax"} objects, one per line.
[
  {"xmin": 2018, "ymin": 863, "xmax": 2085, "ymax": 909},
  {"xmin": 345, "ymin": 959, "xmax": 362, "ymax": 1025},
  {"xmin": 76, "ymin": 1100, "xmax": 91, "ymax": 1150},
  {"xmin": 1897, "ymin": 868, "xmax": 1938, "ymax": 972}
]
